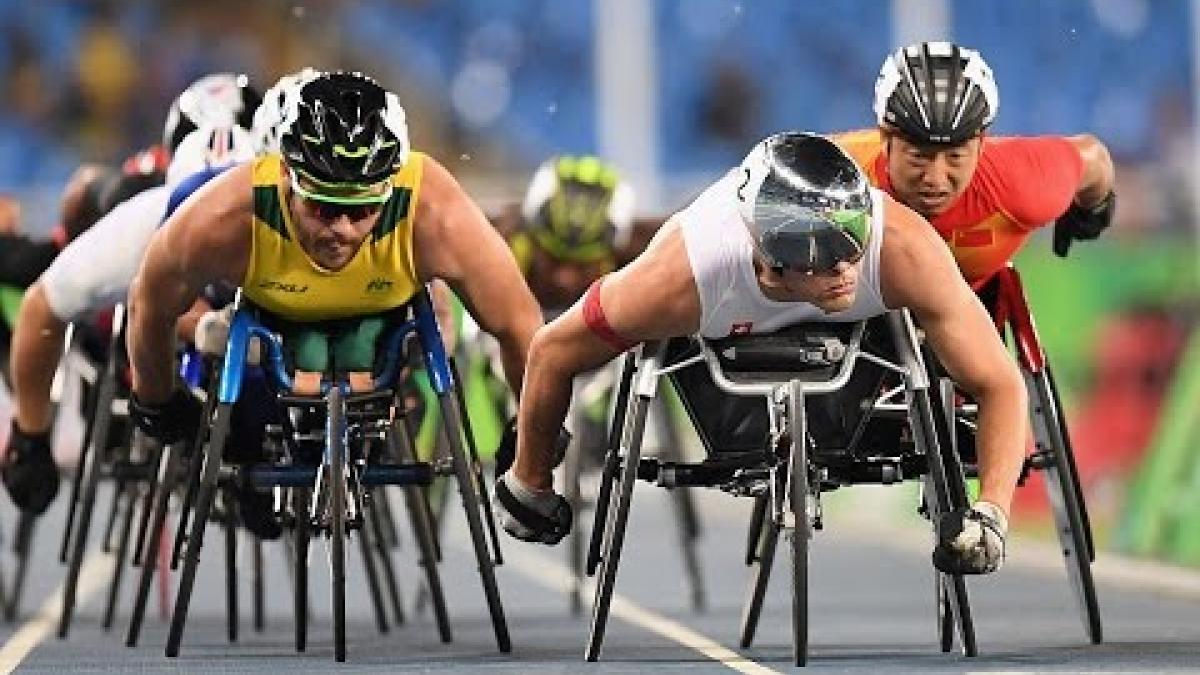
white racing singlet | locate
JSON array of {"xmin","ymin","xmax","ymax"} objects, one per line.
[
  {"xmin": 678, "ymin": 170, "xmax": 889, "ymax": 340},
  {"xmin": 41, "ymin": 185, "xmax": 170, "ymax": 322}
]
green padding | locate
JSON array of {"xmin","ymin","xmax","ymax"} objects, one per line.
[
  {"xmin": 1117, "ymin": 330, "xmax": 1200, "ymax": 557},
  {"xmin": 0, "ymin": 285, "xmax": 22, "ymax": 329},
  {"xmin": 285, "ymin": 316, "xmax": 387, "ymax": 372}
]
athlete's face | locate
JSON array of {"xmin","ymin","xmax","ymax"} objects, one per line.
[
  {"xmin": 757, "ymin": 258, "xmax": 860, "ymax": 314},
  {"xmin": 528, "ymin": 244, "xmax": 611, "ymax": 310},
  {"xmin": 288, "ymin": 191, "xmax": 384, "ymax": 271},
  {"xmin": 885, "ymin": 134, "xmax": 982, "ymax": 217}
]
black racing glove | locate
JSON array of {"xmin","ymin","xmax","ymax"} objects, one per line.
[
  {"xmin": 1052, "ymin": 190, "xmax": 1116, "ymax": 258},
  {"xmin": 2, "ymin": 422, "xmax": 60, "ymax": 515},
  {"xmin": 129, "ymin": 387, "xmax": 203, "ymax": 445},
  {"xmin": 493, "ymin": 416, "xmax": 572, "ymax": 479}
]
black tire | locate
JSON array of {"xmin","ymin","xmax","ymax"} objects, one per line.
[
  {"xmin": 328, "ymin": 386, "xmax": 348, "ymax": 662},
  {"xmin": 585, "ymin": 381, "xmax": 651, "ymax": 662},
  {"xmin": 564, "ymin": 421, "xmax": 584, "ymax": 616},
  {"xmin": 224, "ymin": 491, "xmax": 239, "ymax": 643},
  {"xmin": 58, "ymin": 345, "xmax": 119, "ymax": 639},
  {"xmin": 357, "ymin": 502, "xmax": 390, "ymax": 634},
  {"xmin": 6, "ymin": 513, "xmax": 35, "ymax": 622},
  {"xmin": 366, "ymin": 493, "xmax": 406, "ymax": 627},
  {"xmin": 60, "ymin": 370, "xmax": 101, "ymax": 565},
  {"xmin": 586, "ymin": 352, "xmax": 636, "ymax": 577},
  {"xmin": 1029, "ymin": 369, "xmax": 1102, "ymax": 644},
  {"xmin": 252, "ymin": 537, "xmax": 265, "ymax": 633},
  {"xmin": 937, "ymin": 576, "xmax": 954, "ymax": 653},
  {"xmin": 738, "ymin": 518, "xmax": 779, "ymax": 649},
  {"xmin": 745, "ymin": 493, "xmax": 768, "ymax": 566},
  {"xmin": 449, "ymin": 357, "xmax": 504, "ymax": 566},
  {"xmin": 788, "ymin": 381, "xmax": 810, "ymax": 667},
  {"xmin": 391, "ymin": 419, "xmax": 451, "ymax": 642},
  {"xmin": 292, "ymin": 487, "xmax": 311, "ymax": 653},
  {"xmin": 126, "ymin": 443, "xmax": 179, "ymax": 647},
  {"xmin": 131, "ymin": 444, "xmax": 163, "ymax": 567},
  {"xmin": 1045, "ymin": 366, "xmax": 1095, "ymax": 561},
  {"xmin": 439, "ymin": 393, "xmax": 510, "ymax": 652},
  {"xmin": 919, "ymin": 378, "xmax": 977, "ymax": 658},
  {"xmin": 171, "ymin": 443, "xmax": 205, "ymax": 570},
  {"xmin": 166, "ymin": 402, "xmax": 230, "ymax": 658},
  {"xmin": 101, "ymin": 485, "xmax": 138, "ymax": 630}
]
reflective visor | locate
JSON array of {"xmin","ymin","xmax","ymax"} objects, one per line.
[
  {"xmin": 756, "ymin": 205, "xmax": 870, "ymax": 273},
  {"xmin": 289, "ymin": 167, "xmax": 393, "ymax": 205}
]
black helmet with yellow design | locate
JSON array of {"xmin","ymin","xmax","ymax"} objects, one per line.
[{"xmin": 520, "ymin": 155, "xmax": 634, "ymax": 263}]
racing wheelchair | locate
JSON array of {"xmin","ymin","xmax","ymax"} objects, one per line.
[
  {"xmin": 955, "ymin": 265, "xmax": 1101, "ymax": 643},
  {"xmin": 162, "ymin": 288, "xmax": 508, "ymax": 662},
  {"xmin": 584, "ymin": 310, "xmax": 976, "ymax": 666}
]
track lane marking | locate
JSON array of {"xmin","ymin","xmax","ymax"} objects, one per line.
[
  {"xmin": 0, "ymin": 552, "xmax": 111, "ymax": 674},
  {"xmin": 501, "ymin": 544, "xmax": 782, "ymax": 675}
]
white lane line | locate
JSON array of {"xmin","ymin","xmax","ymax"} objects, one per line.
[
  {"xmin": 0, "ymin": 552, "xmax": 111, "ymax": 674},
  {"xmin": 501, "ymin": 544, "xmax": 782, "ymax": 675}
]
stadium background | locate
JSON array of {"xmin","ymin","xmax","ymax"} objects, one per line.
[{"xmin": 0, "ymin": 0, "xmax": 1195, "ymax": 564}]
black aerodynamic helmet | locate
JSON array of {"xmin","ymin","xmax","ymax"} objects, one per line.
[
  {"xmin": 874, "ymin": 41, "xmax": 999, "ymax": 145},
  {"xmin": 277, "ymin": 70, "xmax": 410, "ymax": 188},
  {"xmin": 162, "ymin": 73, "xmax": 261, "ymax": 155},
  {"xmin": 736, "ymin": 132, "xmax": 873, "ymax": 274}
]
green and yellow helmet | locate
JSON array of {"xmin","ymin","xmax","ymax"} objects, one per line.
[{"xmin": 520, "ymin": 155, "xmax": 634, "ymax": 263}]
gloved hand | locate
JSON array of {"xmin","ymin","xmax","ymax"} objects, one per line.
[
  {"xmin": 129, "ymin": 387, "xmax": 203, "ymax": 445},
  {"xmin": 194, "ymin": 306, "xmax": 261, "ymax": 363},
  {"xmin": 1052, "ymin": 190, "xmax": 1116, "ymax": 258},
  {"xmin": 494, "ymin": 472, "xmax": 572, "ymax": 545},
  {"xmin": 2, "ymin": 422, "xmax": 60, "ymax": 515},
  {"xmin": 932, "ymin": 500, "xmax": 1007, "ymax": 575},
  {"xmin": 493, "ymin": 416, "xmax": 572, "ymax": 479}
]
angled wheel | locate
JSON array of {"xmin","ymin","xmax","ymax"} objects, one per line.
[
  {"xmin": 787, "ymin": 381, "xmax": 810, "ymax": 667},
  {"xmin": 1027, "ymin": 367, "xmax": 1102, "ymax": 644},
  {"xmin": 439, "ymin": 392, "xmax": 510, "ymax": 652},
  {"xmin": 366, "ymin": 492, "xmax": 406, "ymax": 627},
  {"xmin": 585, "ymin": 353, "xmax": 653, "ymax": 662},
  {"xmin": 327, "ymin": 386, "xmax": 348, "ymax": 662},
  {"xmin": 292, "ymin": 487, "xmax": 311, "ymax": 652},
  {"xmin": 6, "ymin": 513, "xmax": 35, "ymax": 621},
  {"xmin": 586, "ymin": 352, "xmax": 636, "ymax": 577},
  {"xmin": 166, "ymin": 402, "xmax": 230, "ymax": 657},
  {"xmin": 101, "ymin": 484, "xmax": 138, "ymax": 630},
  {"xmin": 738, "ymin": 510, "xmax": 778, "ymax": 648},
  {"xmin": 127, "ymin": 441, "xmax": 181, "ymax": 646}
]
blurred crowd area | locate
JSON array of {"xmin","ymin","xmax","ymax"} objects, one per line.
[{"xmin": 0, "ymin": 0, "xmax": 1191, "ymax": 234}]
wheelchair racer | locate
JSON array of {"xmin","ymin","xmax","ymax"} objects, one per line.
[
  {"xmin": 500, "ymin": 132, "xmax": 1028, "ymax": 576},
  {"xmin": 2, "ymin": 74, "xmax": 261, "ymax": 514},
  {"xmin": 126, "ymin": 72, "xmax": 542, "ymax": 506},
  {"xmin": 833, "ymin": 41, "xmax": 1116, "ymax": 290}
]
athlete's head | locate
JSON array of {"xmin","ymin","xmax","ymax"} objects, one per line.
[
  {"xmin": 253, "ymin": 68, "xmax": 320, "ymax": 155},
  {"xmin": 874, "ymin": 41, "xmax": 998, "ymax": 217},
  {"xmin": 163, "ymin": 73, "xmax": 261, "ymax": 158},
  {"xmin": 277, "ymin": 70, "xmax": 409, "ymax": 271},
  {"xmin": 165, "ymin": 123, "xmax": 256, "ymax": 186},
  {"xmin": 518, "ymin": 155, "xmax": 634, "ymax": 305},
  {"xmin": 737, "ymin": 132, "xmax": 872, "ymax": 313}
]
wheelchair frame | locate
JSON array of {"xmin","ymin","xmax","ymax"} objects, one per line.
[
  {"xmin": 583, "ymin": 309, "xmax": 977, "ymax": 666},
  {"xmin": 162, "ymin": 287, "xmax": 510, "ymax": 662}
]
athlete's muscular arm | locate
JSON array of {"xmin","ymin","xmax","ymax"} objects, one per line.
[
  {"xmin": 9, "ymin": 284, "xmax": 65, "ymax": 434},
  {"xmin": 128, "ymin": 164, "xmax": 252, "ymax": 403},
  {"xmin": 413, "ymin": 156, "xmax": 542, "ymax": 396},
  {"xmin": 879, "ymin": 198, "xmax": 1028, "ymax": 516},
  {"xmin": 513, "ymin": 221, "xmax": 701, "ymax": 489},
  {"xmin": 1067, "ymin": 134, "xmax": 1115, "ymax": 208}
]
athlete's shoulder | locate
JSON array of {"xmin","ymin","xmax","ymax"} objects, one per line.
[
  {"xmin": 165, "ymin": 164, "xmax": 239, "ymax": 221},
  {"xmin": 976, "ymin": 135, "xmax": 1083, "ymax": 227},
  {"xmin": 830, "ymin": 129, "xmax": 885, "ymax": 166}
]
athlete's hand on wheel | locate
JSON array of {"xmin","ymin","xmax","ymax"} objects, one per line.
[
  {"xmin": 130, "ymin": 387, "xmax": 203, "ymax": 445},
  {"xmin": 1052, "ymin": 191, "xmax": 1116, "ymax": 258},
  {"xmin": 932, "ymin": 501, "xmax": 1007, "ymax": 575},
  {"xmin": 194, "ymin": 306, "xmax": 261, "ymax": 363}
]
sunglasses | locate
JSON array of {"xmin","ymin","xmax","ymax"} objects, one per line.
[{"xmin": 302, "ymin": 197, "xmax": 382, "ymax": 222}]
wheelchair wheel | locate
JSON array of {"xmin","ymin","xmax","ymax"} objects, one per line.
[
  {"xmin": 223, "ymin": 489, "xmax": 239, "ymax": 643},
  {"xmin": 58, "ymin": 344, "xmax": 120, "ymax": 639},
  {"xmin": 357, "ymin": 498, "xmax": 390, "ymax": 634},
  {"xmin": 919, "ymin": 378, "xmax": 977, "ymax": 658},
  {"xmin": 1027, "ymin": 367, "xmax": 1102, "ymax": 644},
  {"xmin": 564, "ymin": 427, "xmax": 585, "ymax": 616},
  {"xmin": 788, "ymin": 380, "xmax": 811, "ymax": 666},
  {"xmin": 171, "ymin": 440, "xmax": 205, "ymax": 570},
  {"xmin": 585, "ymin": 362, "xmax": 652, "ymax": 662},
  {"xmin": 388, "ymin": 420, "xmax": 451, "ymax": 642},
  {"xmin": 438, "ymin": 392, "xmax": 511, "ymax": 652},
  {"xmin": 101, "ymin": 484, "xmax": 138, "ymax": 630},
  {"xmin": 5, "ymin": 513, "xmax": 35, "ymax": 621},
  {"xmin": 586, "ymin": 352, "xmax": 636, "ymax": 577},
  {"xmin": 365, "ymin": 493, "xmax": 405, "ymax": 627},
  {"xmin": 327, "ymin": 385, "xmax": 348, "ymax": 662},
  {"xmin": 738, "ymin": 511, "xmax": 779, "ymax": 649},
  {"xmin": 166, "ymin": 402, "xmax": 230, "ymax": 657},
  {"xmin": 292, "ymin": 487, "xmax": 312, "ymax": 653},
  {"xmin": 127, "ymin": 442, "xmax": 181, "ymax": 647},
  {"xmin": 252, "ymin": 537, "xmax": 265, "ymax": 633},
  {"xmin": 449, "ymin": 357, "xmax": 504, "ymax": 566}
]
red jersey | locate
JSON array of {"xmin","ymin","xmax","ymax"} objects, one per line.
[{"xmin": 835, "ymin": 130, "xmax": 1082, "ymax": 287}]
